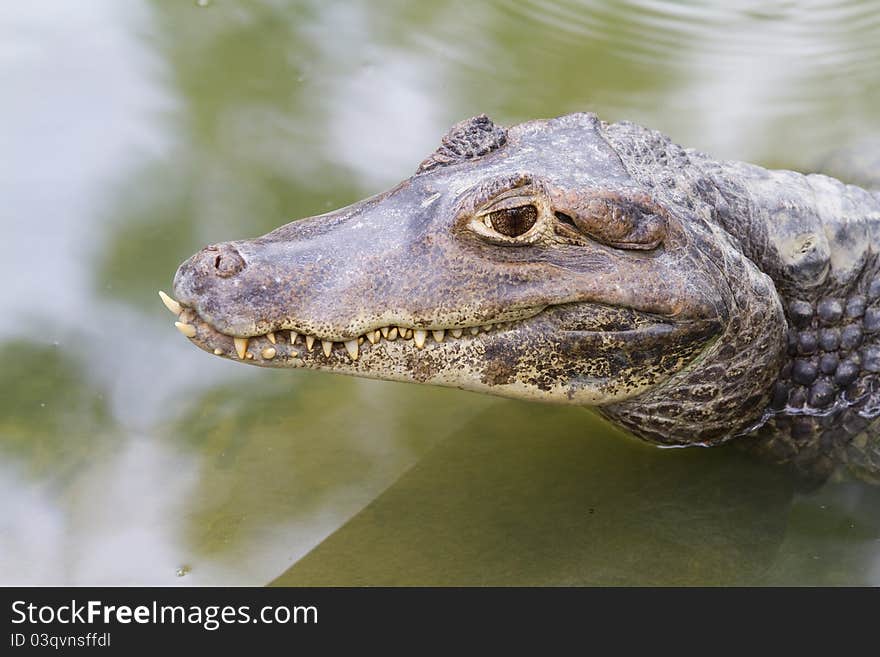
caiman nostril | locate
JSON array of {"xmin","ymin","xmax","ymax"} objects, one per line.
[{"xmin": 204, "ymin": 243, "xmax": 245, "ymax": 278}]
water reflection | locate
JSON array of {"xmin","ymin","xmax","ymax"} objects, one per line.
[
  {"xmin": 276, "ymin": 403, "xmax": 880, "ymax": 586},
  {"xmin": 1, "ymin": 0, "xmax": 879, "ymax": 584},
  {"xmin": 274, "ymin": 402, "xmax": 797, "ymax": 585},
  {"xmin": 0, "ymin": 339, "xmax": 201, "ymax": 585},
  {"xmin": 0, "ymin": 342, "xmax": 114, "ymax": 482},
  {"xmin": 769, "ymin": 482, "xmax": 880, "ymax": 585},
  {"xmin": 160, "ymin": 373, "xmax": 487, "ymax": 583}
]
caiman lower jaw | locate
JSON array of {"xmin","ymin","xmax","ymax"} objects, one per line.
[
  {"xmin": 160, "ymin": 290, "xmax": 548, "ymax": 363},
  {"xmin": 160, "ymin": 290, "xmax": 718, "ymax": 405}
]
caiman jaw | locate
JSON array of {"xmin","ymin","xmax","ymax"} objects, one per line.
[
  {"xmin": 159, "ymin": 287, "xmax": 716, "ymax": 409},
  {"xmin": 160, "ymin": 290, "xmax": 547, "ymax": 363}
]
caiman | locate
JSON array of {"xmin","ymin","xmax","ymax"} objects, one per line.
[{"xmin": 161, "ymin": 113, "xmax": 880, "ymax": 482}]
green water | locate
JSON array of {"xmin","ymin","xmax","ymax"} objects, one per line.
[{"xmin": 2, "ymin": 0, "xmax": 880, "ymax": 585}]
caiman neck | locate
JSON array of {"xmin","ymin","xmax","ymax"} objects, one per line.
[
  {"xmin": 595, "ymin": 124, "xmax": 790, "ymax": 446},
  {"xmin": 599, "ymin": 125, "xmax": 880, "ymax": 453},
  {"xmin": 599, "ymin": 236, "xmax": 787, "ymax": 447}
]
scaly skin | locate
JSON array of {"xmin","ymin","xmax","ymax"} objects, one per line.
[{"xmin": 165, "ymin": 113, "xmax": 880, "ymax": 482}]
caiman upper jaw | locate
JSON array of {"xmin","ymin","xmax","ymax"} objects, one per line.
[
  {"xmin": 159, "ymin": 289, "xmax": 545, "ymax": 362},
  {"xmin": 160, "ymin": 285, "xmax": 718, "ymax": 410}
]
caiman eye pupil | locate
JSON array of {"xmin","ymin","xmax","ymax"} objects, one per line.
[{"xmin": 488, "ymin": 205, "xmax": 538, "ymax": 237}]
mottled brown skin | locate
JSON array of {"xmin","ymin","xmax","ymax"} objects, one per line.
[{"xmin": 171, "ymin": 113, "xmax": 880, "ymax": 482}]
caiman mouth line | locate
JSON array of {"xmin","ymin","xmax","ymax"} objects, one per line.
[
  {"xmin": 161, "ymin": 290, "xmax": 554, "ymax": 362},
  {"xmin": 159, "ymin": 290, "xmax": 669, "ymax": 364}
]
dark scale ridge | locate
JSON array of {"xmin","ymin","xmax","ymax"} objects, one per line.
[
  {"xmin": 760, "ymin": 259, "xmax": 880, "ymax": 481},
  {"xmin": 416, "ymin": 114, "xmax": 508, "ymax": 174}
]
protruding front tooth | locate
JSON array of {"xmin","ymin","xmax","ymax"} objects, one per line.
[
  {"xmin": 469, "ymin": 327, "xmax": 480, "ymax": 335},
  {"xmin": 290, "ymin": 332, "xmax": 299, "ymax": 344},
  {"xmin": 234, "ymin": 337, "xmax": 249, "ymax": 359},
  {"xmin": 175, "ymin": 322, "xmax": 196, "ymax": 338},
  {"xmin": 380, "ymin": 327, "xmax": 390, "ymax": 338},
  {"xmin": 387, "ymin": 327, "xmax": 398, "ymax": 340},
  {"xmin": 366, "ymin": 331, "xmax": 379, "ymax": 344},
  {"xmin": 432, "ymin": 329, "xmax": 445, "ymax": 343},
  {"xmin": 413, "ymin": 329, "xmax": 427, "ymax": 348},
  {"xmin": 451, "ymin": 329, "xmax": 463, "ymax": 338},
  {"xmin": 344, "ymin": 339, "xmax": 359, "ymax": 360},
  {"xmin": 322, "ymin": 340, "xmax": 333, "ymax": 357},
  {"xmin": 305, "ymin": 335, "xmax": 315, "ymax": 351},
  {"xmin": 266, "ymin": 332, "xmax": 276, "ymax": 344},
  {"xmin": 159, "ymin": 290, "xmax": 182, "ymax": 315},
  {"xmin": 261, "ymin": 347, "xmax": 276, "ymax": 360}
]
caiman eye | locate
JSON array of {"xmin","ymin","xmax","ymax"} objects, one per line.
[
  {"xmin": 485, "ymin": 205, "xmax": 538, "ymax": 237},
  {"xmin": 571, "ymin": 195, "xmax": 666, "ymax": 250}
]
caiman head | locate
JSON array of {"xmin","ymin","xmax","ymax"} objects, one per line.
[{"xmin": 165, "ymin": 113, "xmax": 787, "ymax": 447}]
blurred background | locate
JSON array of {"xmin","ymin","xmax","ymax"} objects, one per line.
[{"xmin": 2, "ymin": 0, "xmax": 880, "ymax": 585}]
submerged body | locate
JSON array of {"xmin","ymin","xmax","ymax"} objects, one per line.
[{"xmin": 165, "ymin": 113, "xmax": 880, "ymax": 482}]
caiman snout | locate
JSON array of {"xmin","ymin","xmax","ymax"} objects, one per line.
[
  {"xmin": 172, "ymin": 241, "xmax": 255, "ymax": 335},
  {"xmin": 172, "ymin": 242, "xmax": 246, "ymax": 300},
  {"xmin": 197, "ymin": 243, "xmax": 247, "ymax": 278}
]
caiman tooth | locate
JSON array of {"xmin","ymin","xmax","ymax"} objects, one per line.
[
  {"xmin": 469, "ymin": 327, "xmax": 480, "ymax": 335},
  {"xmin": 387, "ymin": 327, "xmax": 398, "ymax": 340},
  {"xmin": 380, "ymin": 327, "xmax": 390, "ymax": 338},
  {"xmin": 451, "ymin": 329, "xmax": 463, "ymax": 338},
  {"xmin": 305, "ymin": 335, "xmax": 315, "ymax": 351},
  {"xmin": 266, "ymin": 332, "xmax": 276, "ymax": 344},
  {"xmin": 159, "ymin": 290, "xmax": 182, "ymax": 315},
  {"xmin": 344, "ymin": 339, "xmax": 359, "ymax": 360},
  {"xmin": 174, "ymin": 322, "xmax": 196, "ymax": 338},
  {"xmin": 413, "ymin": 330, "xmax": 427, "ymax": 349},
  {"xmin": 482, "ymin": 324, "xmax": 492, "ymax": 331},
  {"xmin": 213, "ymin": 348, "xmax": 223, "ymax": 355},
  {"xmin": 358, "ymin": 336, "xmax": 364, "ymax": 345},
  {"xmin": 400, "ymin": 327, "xmax": 412, "ymax": 339},
  {"xmin": 322, "ymin": 340, "xmax": 333, "ymax": 357},
  {"xmin": 366, "ymin": 331, "xmax": 379, "ymax": 345},
  {"xmin": 290, "ymin": 332, "xmax": 299, "ymax": 344},
  {"xmin": 261, "ymin": 347, "xmax": 276, "ymax": 360},
  {"xmin": 432, "ymin": 329, "xmax": 445, "ymax": 343},
  {"xmin": 234, "ymin": 337, "xmax": 249, "ymax": 359}
]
